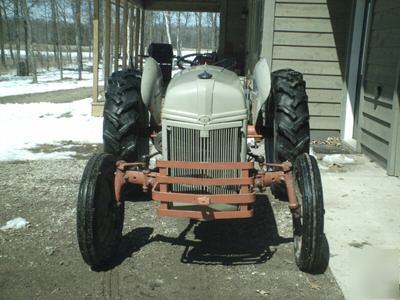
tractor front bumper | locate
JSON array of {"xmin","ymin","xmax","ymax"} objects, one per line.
[{"xmin": 114, "ymin": 160, "xmax": 298, "ymax": 221}]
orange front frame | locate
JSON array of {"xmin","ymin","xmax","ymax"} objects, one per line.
[
  {"xmin": 114, "ymin": 159, "xmax": 298, "ymax": 221},
  {"xmin": 153, "ymin": 160, "xmax": 256, "ymax": 221}
]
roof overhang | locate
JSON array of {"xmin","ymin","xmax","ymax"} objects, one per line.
[{"xmin": 141, "ymin": 0, "xmax": 220, "ymax": 12}]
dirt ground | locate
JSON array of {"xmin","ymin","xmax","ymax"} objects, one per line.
[
  {"xmin": 0, "ymin": 150, "xmax": 343, "ymax": 299},
  {"xmin": 0, "ymin": 87, "xmax": 94, "ymax": 104}
]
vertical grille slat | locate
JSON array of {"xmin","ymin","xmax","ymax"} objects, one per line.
[{"xmin": 168, "ymin": 126, "xmax": 242, "ymax": 194}]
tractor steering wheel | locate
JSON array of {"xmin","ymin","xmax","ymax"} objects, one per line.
[{"xmin": 176, "ymin": 52, "xmax": 217, "ymax": 70}]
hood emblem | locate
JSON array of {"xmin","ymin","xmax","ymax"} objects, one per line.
[
  {"xmin": 198, "ymin": 70, "xmax": 213, "ymax": 80},
  {"xmin": 198, "ymin": 115, "xmax": 211, "ymax": 124}
]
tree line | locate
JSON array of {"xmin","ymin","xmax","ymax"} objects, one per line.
[{"xmin": 0, "ymin": 0, "xmax": 219, "ymax": 82}]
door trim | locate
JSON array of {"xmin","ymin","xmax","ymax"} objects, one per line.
[{"xmin": 341, "ymin": 0, "xmax": 367, "ymax": 144}]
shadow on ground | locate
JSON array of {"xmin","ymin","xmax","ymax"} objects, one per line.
[{"xmin": 104, "ymin": 194, "xmax": 295, "ymax": 271}]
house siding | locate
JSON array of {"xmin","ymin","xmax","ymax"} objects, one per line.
[
  {"xmin": 270, "ymin": 0, "xmax": 353, "ymax": 138},
  {"xmin": 359, "ymin": 0, "xmax": 400, "ymax": 168}
]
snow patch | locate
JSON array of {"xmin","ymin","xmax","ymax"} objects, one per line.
[
  {"xmin": 1, "ymin": 217, "xmax": 30, "ymax": 231},
  {"xmin": 0, "ymin": 68, "xmax": 98, "ymax": 97},
  {"xmin": 322, "ymin": 154, "xmax": 355, "ymax": 166},
  {"xmin": 0, "ymin": 98, "xmax": 102, "ymax": 161}
]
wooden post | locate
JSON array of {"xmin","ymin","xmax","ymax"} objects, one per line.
[
  {"xmin": 128, "ymin": 7, "xmax": 134, "ymax": 68},
  {"xmin": 140, "ymin": 9, "xmax": 145, "ymax": 70},
  {"xmin": 260, "ymin": 0, "xmax": 276, "ymax": 67},
  {"xmin": 92, "ymin": 0, "xmax": 99, "ymax": 105},
  {"xmin": 104, "ymin": 0, "xmax": 111, "ymax": 88},
  {"xmin": 114, "ymin": 0, "xmax": 121, "ymax": 72},
  {"xmin": 218, "ymin": 0, "xmax": 227, "ymax": 57},
  {"xmin": 134, "ymin": 8, "xmax": 140, "ymax": 69},
  {"xmin": 122, "ymin": 0, "xmax": 128, "ymax": 69}
]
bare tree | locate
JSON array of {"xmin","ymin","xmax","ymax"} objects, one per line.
[
  {"xmin": 51, "ymin": 0, "xmax": 63, "ymax": 79},
  {"xmin": 176, "ymin": 12, "xmax": 181, "ymax": 56},
  {"xmin": 213, "ymin": 13, "xmax": 218, "ymax": 52},
  {"xmin": 207, "ymin": 12, "xmax": 218, "ymax": 52},
  {"xmin": 0, "ymin": 1, "xmax": 14, "ymax": 64},
  {"xmin": 59, "ymin": 1, "xmax": 72, "ymax": 64},
  {"xmin": 14, "ymin": 0, "xmax": 21, "ymax": 63},
  {"xmin": 163, "ymin": 12, "xmax": 172, "ymax": 45},
  {"xmin": 87, "ymin": 0, "xmax": 93, "ymax": 59},
  {"xmin": 21, "ymin": 0, "xmax": 37, "ymax": 83},
  {"xmin": 148, "ymin": 11, "xmax": 154, "ymax": 45},
  {"xmin": 72, "ymin": 0, "xmax": 83, "ymax": 79},
  {"xmin": 43, "ymin": 2, "xmax": 50, "ymax": 70},
  {"xmin": 196, "ymin": 12, "xmax": 202, "ymax": 52},
  {"xmin": 0, "ymin": 2, "xmax": 6, "ymax": 68}
]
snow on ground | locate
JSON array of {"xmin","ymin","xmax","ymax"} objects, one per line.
[
  {"xmin": 0, "ymin": 48, "xmax": 210, "ymax": 98},
  {"xmin": 321, "ymin": 154, "xmax": 355, "ymax": 166},
  {"xmin": 0, "ymin": 217, "xmax": 30, "ymax": 231},
  {"xmin": 0, "ymin": 98, "xmax": 102, "ymax": 161},
  {"xmin": 0, "ymin": 48, "xmax": 217, "ymax": 161},
  {"xmin": 0, "ymin": 67, "xmax": 101, "ymax": 97}
]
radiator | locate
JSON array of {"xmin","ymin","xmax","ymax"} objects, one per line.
[{"xmin": 167, "ymin": 126, "xmax": 242, "ymax": 194}]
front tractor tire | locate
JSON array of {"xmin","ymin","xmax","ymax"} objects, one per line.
[
  {"xmin": 103, "ymin": 70, "xmax": 149, "ymax": 162},
  {"xmin": 77, "ymin": 153, "xmax": 124, "ymax": 270},
  {"xmin": 292, "ymin": 153, "xmax": 327, "ymax": 273}
]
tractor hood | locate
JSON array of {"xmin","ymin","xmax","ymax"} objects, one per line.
[{"xmin": 162, "ymin": 65, "xmax": 247, "ymax": 124}]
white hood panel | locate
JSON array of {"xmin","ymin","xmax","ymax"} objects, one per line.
[{"xmin": 163, "ymin": 65, "xmax": 247, "ymax": 124}]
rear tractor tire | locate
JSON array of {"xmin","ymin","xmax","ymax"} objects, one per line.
[
  {"xmin": 292, "ymin": 153, "xmax": 327, "ymax": 273},
  {"xmin": 270, "ymin": 69, "xmax": 310, "ymax": 199},
  {"xmin": 103, "ymin": 70, "xmax": 149, "ymax": 162},
  {"xmin": 77, "ymin": 153, "xmax": 124, "ymax": 270},
  {"xmin": 272, "ymin": 69, "xmax": 310, "ymax": 163}
]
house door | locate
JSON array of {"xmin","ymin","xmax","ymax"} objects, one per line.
[
  {"xmin": 388, "ymin": 61, "xmax": 400, "ymax": 176},
  {"xmin": 342, "ymin": 0, "xmax": 372, "ymax": 142},
  {"xmin": 352, "ymin": 0, "xmax": 373, "ymax": 138}
]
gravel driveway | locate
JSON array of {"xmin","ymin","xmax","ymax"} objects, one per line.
[{"xmin": 0, "ymin": 158, "xmax": 343, "ymax": 299}]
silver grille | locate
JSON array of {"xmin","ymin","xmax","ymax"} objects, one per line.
[{"xmin": 167, "ymin": 126, "xmax": 242, "ymax": 194}]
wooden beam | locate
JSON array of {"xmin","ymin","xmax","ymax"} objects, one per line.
[
  {"xmin": 218, "ymin": 0, "xmax": 226, "ymax": 55},
  {"xmin": 92, "ymin": 0, "xmax": 100, "ymax": 106},
  {"xmin": 134, "ymin": 8, "xmax": 140, "ymax": 69},
  {"xmin": 129, "ymin": 6, "xmax": 134, "ymax": 68},
  {"xmin": 140, "ymin": 9, "xmax": 145, "ymax": 70},
  {"xmin": 114, "ymin": 0, "xmax": 121, "ymax": 72},
  {"xmin": 127, "ymin": 0, "xmax": 143, "ymax": 8},
  {"xmin": 122, "ymin": 0, "xmax": 128, "ymax": 69},
  {"xmin": 144, "ymin": 0, "xmax": 219, "ymax": 12},
  {"xmin": 104, "ymin": 0, "xmax": 111, "ymax": 88}
]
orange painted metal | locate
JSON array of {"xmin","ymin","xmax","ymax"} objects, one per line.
[
  {"xmin": 247, "ymin": 125, "xmax": 263, "ymax": 142},
  {"xmin": 157, "ymin": 208, "xmax": 254, "ymax": 220},
  {"xmin": 113, "ymin": 159, "xmax": 299, "ymax": 220},
  {"xmin": 158, "ymin": 163, "xmax": 168, "ymax": 210},
  {"xmin": 263, "ymin": 161, "xmax": 298, "ymax": 210},
  {"xmin": 239, "ymin": 168, "xmax": 250, "ymax": 211},
  {"xmin": 154, "ymin": 160, "xmax": 256, "ymax": 220},
  {"xmin": 156, "ymin": 160, "xmax": 254, "ymax": 170},
  {"xmin": 156, "ymin": 175, "xmax": 253, "ymax": 186},
  {"xmin": 152, "ymin": 190, "xmax": 255, "ymax": 204}
]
